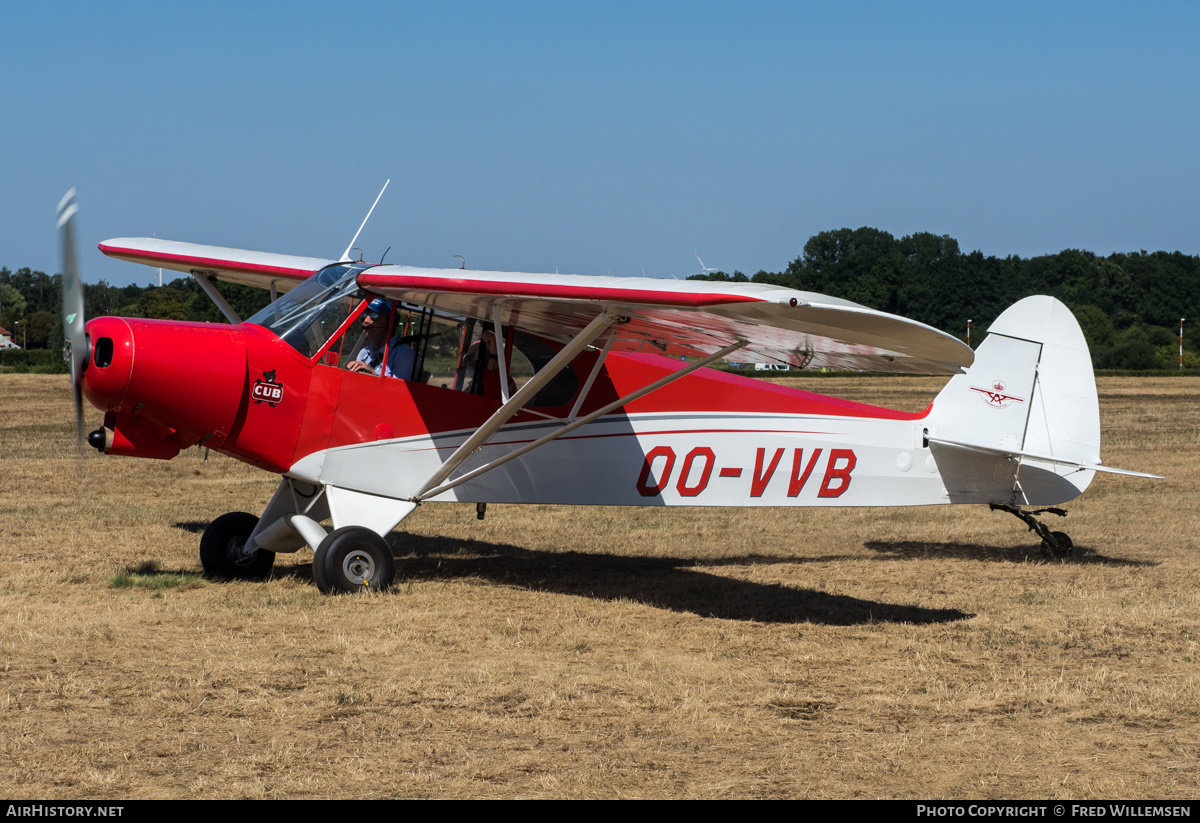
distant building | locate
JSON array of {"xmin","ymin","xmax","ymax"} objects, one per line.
[{"xmin": 0, "ymin": 326, "xmax": 21, "ymax": 349}]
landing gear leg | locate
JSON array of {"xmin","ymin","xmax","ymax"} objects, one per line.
[{"xmin": 989, "ymin": 503, "xmax": 1082, "ymax": 559}]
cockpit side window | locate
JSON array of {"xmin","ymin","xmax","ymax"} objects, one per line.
[
  {"xmin": 449, "ymin": 325, "xmax": 578, "ymax": 408},
  {"xmin": 251, "ymin": 273, "xmax": 585, "ymax": 404},
  {"xmin": 317, "ymin": 298, "xmax": 371, "ymax": 369},
  {"xmin": 324, "ymin": 299, "xmax": 418, "ymax": 380},
  {"xmin": 513, "ymin": 331, "xmax": 579, "ymax": 408}
]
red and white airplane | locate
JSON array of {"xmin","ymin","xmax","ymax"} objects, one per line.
[{"xmin": 57, "ymin": 189, "xmax": 1157, "ymax": 593}]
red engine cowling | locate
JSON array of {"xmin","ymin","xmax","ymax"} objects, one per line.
[{"xmin": 83, "ymin": 317, "xmax": 249, "ymax": 456}]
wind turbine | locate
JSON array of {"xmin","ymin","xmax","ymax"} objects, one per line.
[{"xmin": 694, "ymin": 253, "xmax": 721, "ymax": 277}]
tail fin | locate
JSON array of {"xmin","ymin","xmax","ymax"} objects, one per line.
[{"xmin": 926, "ymin": 296, "xmax": 1103, "ymax": 505}]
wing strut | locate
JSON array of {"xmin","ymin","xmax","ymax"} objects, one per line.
[
  {"xmin": 414, "ymin": 338, "xmax": 747, "ymax": 502},
  {"xmin": 493, "ymin": 303, "xmax": 511, "ymax": 403},
  {"xmin": 191, "ymin": 272, "xmax": 242, "ymax": 323},
  {"xmin": 413, "ymin": 310, "xmax": 621, "ymax": 499},
  {"xmin": 568, "ymin": 330, "xmax": 617, "ymax": 421}
]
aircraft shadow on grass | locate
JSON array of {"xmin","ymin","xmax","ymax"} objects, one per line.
[
  {"xmin": 330, "ymin": 532, "xmax": 970, "ymax": 626},
  {"xmin": 171, "ymin": 520, "xmax": 1151, "ymax": 621},
  {"xmin": 862, "ymin": 540, "xmax": 1156, "ymax": 567},
  {"xmin": 171, "ymin": 519, "xmax": 974, "ymax": 624}
]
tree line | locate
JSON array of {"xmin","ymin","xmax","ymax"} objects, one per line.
[
  {"xmin": 689, "ymin": 228, "xmax": 1199, "ymax": 370},
  {"xmin": 4, "ymin": 227, "xmax": 1198, "ymax": 370}
]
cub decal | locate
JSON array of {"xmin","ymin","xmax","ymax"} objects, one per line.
[{"xmin": 252, "ymin": 369, "xmax": 284, "ymax": 407}]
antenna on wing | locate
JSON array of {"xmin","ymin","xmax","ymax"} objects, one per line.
[{"xmin": 341, "ymin": 179, "xmax": 391, "ymax": 262}]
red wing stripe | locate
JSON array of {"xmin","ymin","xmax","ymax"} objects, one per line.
[
  {"xmin": 98, "ymin": 243, "xmax": 320, "ymax": 280},
  {"xmin": 358, "ymin": 273, "xmax": 767, "ymax": 308}
]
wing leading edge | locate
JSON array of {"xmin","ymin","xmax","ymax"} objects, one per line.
[
  {"xmin": 358, "ymin": 266, "xmax": 974, "ymax": 375},
  {"xmin": 99, "ymin": 238, "xmax": 336, "ymax": 294}
]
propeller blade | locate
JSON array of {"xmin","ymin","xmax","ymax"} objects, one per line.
[{"xmin": 57, "ymin": 188, "xmax": 86, "ymax": 446}]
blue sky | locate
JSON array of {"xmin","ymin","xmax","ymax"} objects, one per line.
[{"xmin": 3, "ymin": 1, "xmax": 1198, "ymax": 287}]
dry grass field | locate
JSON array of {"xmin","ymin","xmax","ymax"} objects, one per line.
[{"xmin": 1, "ymin": 373, "xmax": 1197, "ymax": 799}]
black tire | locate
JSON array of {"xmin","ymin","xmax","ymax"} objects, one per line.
[
  {"xmin": 199, "ymin": 511, "xmax": 275, "ymax": 580},
  {"xmin": 1041, "ymin": 530, "xmax": 1076, "ymax": 560},
  {"xmin": 311, "ymin": 539, "xmax": 330, "ymax": 592},
  {"xmin": 1053, "ymin": 531, "xmax": 1087, "ymax": 560},
  {"xmin": 313, "ymin": 526, "xmax": 394, "ymax": 594}
]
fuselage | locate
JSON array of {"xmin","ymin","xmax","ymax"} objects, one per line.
[{"xmin": 81, "ymin": 313, "xmax": 951, "ymax": 508}]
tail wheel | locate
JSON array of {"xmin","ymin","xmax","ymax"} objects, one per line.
[
  {"xmin": 200, "ymin": 511, "xmax": 275, "ymax": 580},
  {"xmin": 1040, "ymin": 530, "xmax": 1084, "ymax": 560},
  {"xmin": 1050, "ymin": 531, "xmax": 1087, "ymax": 560},
  {"xmin": 313, "ymin": 526, "xmax": 395, "ymax": 594}
]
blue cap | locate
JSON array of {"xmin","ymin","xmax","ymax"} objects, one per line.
[{"xmin": 366, "ymin": 298, "xmax": 390, "ymax": 316}]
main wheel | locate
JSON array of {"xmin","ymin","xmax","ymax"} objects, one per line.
[
  {"xmin": 313, "ymin": 526, "xmax": 395, "ymax": 594},
  {"xmin": 199, "ymin": 511, "xmax": 275, "ymax": 580}
]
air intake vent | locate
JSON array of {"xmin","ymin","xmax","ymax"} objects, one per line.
[{"xmin": 94, "ymin": 337, "xmax": 114, "ymax": 368}]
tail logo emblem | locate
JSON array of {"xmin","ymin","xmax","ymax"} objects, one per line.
[{"xmin": 970, "ymin": 379, "xmax": 1025, "ymax": 409}]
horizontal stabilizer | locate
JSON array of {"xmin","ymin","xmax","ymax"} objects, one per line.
[{"xmin": 927, "ymin": 436, "xmax": 1163, "ymax": 479}]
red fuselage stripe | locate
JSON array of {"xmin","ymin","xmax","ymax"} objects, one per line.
[{"xmin": 385, "ymin": 426, "xmax": 845, "ymax": 454}]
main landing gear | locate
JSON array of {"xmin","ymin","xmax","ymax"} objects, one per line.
[
  {"xmin": 198, "ymin": 480, "xmax": 409, "ymax": 594},
  {"xmin": 199, "ymin": 511, "xmax": 277, "ymax": 580},
  {"xmin": 989, "ymin": 503, "xmax": 1082, "ymax": 560},
  {"xmin": 199, "ymin": 513, "xmax": 396, "ymax": 593}
]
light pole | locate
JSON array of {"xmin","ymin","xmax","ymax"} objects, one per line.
[
  {"xmin": 967, "ymin": 319, "xmax": 972, "ymax": 348},
  {"xmin": 1181, "ymin": 318, "xmax": 1186, "ymax": 371}
]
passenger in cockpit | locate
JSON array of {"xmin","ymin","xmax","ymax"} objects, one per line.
[{"xmin": 468, "ymin": 328, "xmax": 516, "ymax": 400}]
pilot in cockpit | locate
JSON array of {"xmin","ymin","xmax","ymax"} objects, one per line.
[{"xmin": 347, "ymin": 298, "xmax": 416, "ymax": 380}]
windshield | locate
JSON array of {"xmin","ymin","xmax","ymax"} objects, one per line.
[{"xmin": 246, "ymin": 264, "xmax": 368, "ymax": 357}]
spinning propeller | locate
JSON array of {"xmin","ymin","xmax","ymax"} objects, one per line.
[{"xmin": 56, "ymin": 188, "xmax": 87, "ymax": 449}]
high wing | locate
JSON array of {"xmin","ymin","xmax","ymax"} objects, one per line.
[
  {"xmin": 99, "ymin": 238, "xmax": 335, "ymax": 294},
  {"xmin": 98, "ymin": 239, "xmax": 973, "ymax": 374},
  {"xmin": 358, "ymin": 266, "xmax": 974, "ymax": 374}
]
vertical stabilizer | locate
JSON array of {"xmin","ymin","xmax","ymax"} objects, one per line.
[{"xmin": 927, "ymin": 296, "xmax": 1099, "ymax": 505}]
